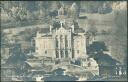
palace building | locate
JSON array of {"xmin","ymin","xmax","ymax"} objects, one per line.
[
  {"xmin": 35, "ymin": 19, "xmax": 87, "ymax": 59},
  {"xmin": 24, "ymin": 3, "xmax": 99, "ymax": 77}
]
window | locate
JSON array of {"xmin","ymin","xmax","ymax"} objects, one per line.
[
  {"xmin": 60, "ymin": 35, "xmax": 63, "ymax": 42},
  {"xmin": 72, "ymin": 50, "xmax": 74, "ymax": 58},
  {"xmin": 61, "ymin": 50, "xmax": 64, "ymax": 58},
  {"xmin": 77, "ymin": 50, "xmax": 79, "ymax": 54},
  {"xmin": 56, "ymin": 38, "xmax": 58, "ymax": 48},
  {"xmin": 45, "ymin": 50, "xmax": 47, "ymax": 54},
  {"xmin": 65, "ymin": 35, "xmax": 68, "ymax": 48},
  {"xmin": 56, "ymin": 50, "xmax": 59, "ymax": 58},
  {"xmin": 65, "ymin": 50, "xmax": 68, "ymax": 58}
]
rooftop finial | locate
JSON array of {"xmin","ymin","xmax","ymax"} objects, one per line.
[
  {"xmin": 50, "ymin": 25, "xmax": 52, "ymax": 34},
  {"xmin": 71, "ymin": 24, "xmax": 75, "ymax": 33},
  {"xmin": 60, "ymin": 21, "xmax": 63, "ymax": 28}
]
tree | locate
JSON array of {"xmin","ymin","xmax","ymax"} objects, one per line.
[
  {"xmin": 6, "ymin": 43, "xmax": 26, "ymax": 75},
  {"xmin": 87, "ymin": 41, "xmax": 108, "ymax": 54},
  {"xmin": 87, "ymin": 41, "xmax": 119, "ymax": 66},
  {"xmin": 88, "ymin": 27, "xmax": 97, "ymax": 37}
]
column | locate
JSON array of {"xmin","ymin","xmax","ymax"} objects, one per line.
[
  {"xmin": 65, "ymin": 35, "xmax": 68, "ymax": 58},
  {"xmin": 69, "ymin": 33, "xmax": 73, "ymax": 59},
  {"xmin": 59, "ymin": 35, "xmax": 61, "ymax": 59},
  {"xmin": 55, "ymin": 36, "xmax": 59, "ymax": 58},
  {"xmin": 63, "ymin": 35, "xmax": 65, "ymax": 58}
]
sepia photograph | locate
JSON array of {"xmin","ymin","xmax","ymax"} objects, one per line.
[{"xmin": 1, "ymin": 1, "xmax": 127, "ymax": 81}]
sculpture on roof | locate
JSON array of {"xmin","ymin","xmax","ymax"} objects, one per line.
[{"xmin": 66, "ymin": 2, "xmax": 79, "ymax": 19}]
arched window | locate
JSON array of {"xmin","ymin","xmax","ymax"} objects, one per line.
[
  {"xmin": 65, "ymin": 50, "xmax": 68, "ymax": 58},
  {"xmin": 60, "ymin": 35, "xmax": 63, "ymax": 49},
  {"xmin": 56, "ymin": 50, "xmax": 59, "ymax": 58},
  {"xmin": 60, "ymin": 35, "xmax": 63, "ymax": 41},
  {"xmin": 72, "ymin": 50, "xmax": 74, "ymax": 58},
  {"xmin": 55, "ymin": 36, "xmax": 58, "ymax": 48},
  {"xmin": 61, "ymin": 50, "xmax": 64, "ymax": 58},
  {"xmin": 45, "ymin": 50, "xmax": 47, "ymax": 54},
  {"xmin": 65, "ymin": 35, "xmax": 68, "ymax": 48}
]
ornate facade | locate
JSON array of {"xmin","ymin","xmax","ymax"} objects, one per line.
[{"xmin": 35, "ymin": 19, "xmax": 87, "ymax": 59}]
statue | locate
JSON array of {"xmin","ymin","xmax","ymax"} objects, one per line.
[{"xmin": 58, "ymin": 6, "xmax": 65, "ymax": 16}]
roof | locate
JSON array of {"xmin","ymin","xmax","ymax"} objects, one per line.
[
  {"xmin": 25, "ymin": 60, "xmax": 53, "ymax": 72},
  {"xmin": 74, "ymin": 28, "xmax": 85, "ymax": 33},
  {"xmin": 25, "ymin": 61, "xmax": 42, "ymax": 68},
  {"xmin": 42, "ymin": 34, "xmax": 52, "ymax": 37},
  {"xmin": 38, "ymin": 28, "xmax": 50, "ymax": 34},
  {"xmin": 79, "ymin": 12, "xmax": 88, "ymax": 18}
]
